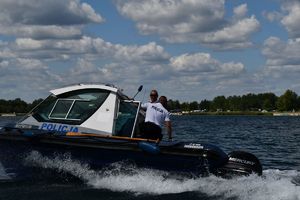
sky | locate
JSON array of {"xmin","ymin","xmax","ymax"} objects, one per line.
[{"xmin": 0, "ymin": 0, "xmax": 300, "ymax": 102}]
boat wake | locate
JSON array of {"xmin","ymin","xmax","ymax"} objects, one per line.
[{"xmin": 24, "ymin": 151, "xmax": 300, "ymax": 200}]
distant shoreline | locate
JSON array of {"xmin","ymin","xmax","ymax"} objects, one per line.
[
  {"xmin": 1, "ymin": 112, "xmax": 300, "ymax": 117},
  {"xmin": 0, "ymin": 113, "xmax": 25, "ymax": 117},
  {"xmin": 0, "ymin": 113, "xmax": 16, "ymax": 117},
  {"xmin": 171, "ymin": 111, "xmax": 300, "ymax": 116}
]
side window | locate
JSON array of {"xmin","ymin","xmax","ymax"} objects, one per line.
[
  {"xmin": 48, "ymin": 99, "xmax": 90, "ymax": 121},
  {"xmin": 32, "ymin": 89, "xmax": 110, "ymax": 125},
  {"xmin": 114, "ymin": 101, "xmax": 140, "ymax": 137}
]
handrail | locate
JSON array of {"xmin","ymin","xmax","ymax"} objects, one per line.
[{"xmin": 66, "ymin": 131, "xmax": 159, "ymax": 143}]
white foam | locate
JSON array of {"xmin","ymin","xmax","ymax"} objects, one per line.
[
  {"xmin": 24, "ymin": 151, "xmax": 300, "ymax": 199},
  {"xmin": 195, "ymin": 171, "xmax": 300, "ymax": 200}
]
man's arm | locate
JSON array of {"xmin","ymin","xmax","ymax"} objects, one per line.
[
  {"xmin": 141, "ymin": 102, "xmax": 148, "ymax": 110},
  {"xmin": 165, "ymin": 121, "xmax": 172, "ymax": 140}
]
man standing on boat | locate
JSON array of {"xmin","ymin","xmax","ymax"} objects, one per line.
[{"xmin": 141, "ymin": 90, "xmax": 172, "ymax": 141}]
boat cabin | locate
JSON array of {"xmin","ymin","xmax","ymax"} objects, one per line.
[{"xmin": 18, "ymin": 84, "xmax": 145, "ymax": 137}]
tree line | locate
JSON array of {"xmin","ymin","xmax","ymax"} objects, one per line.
[
  {"xmin": 0, "ymin": 98, "xmax": 43, "ymax": 114},
  {"xmin": 0, "ymin": 89, "xmax": 299, "ymax": 114},
  {"xmin": 168, "ymin": 90, "xmax": 300, "ymax": 112}
]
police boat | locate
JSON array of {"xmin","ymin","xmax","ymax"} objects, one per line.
[{"xmin": 0, "ymin": 83, "xmax": 262, "ymax": 178}]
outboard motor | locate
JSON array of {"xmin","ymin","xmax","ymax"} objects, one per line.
[{"xmin": 217, "ymin": 151, "xmax": 262, "ymax": 177}]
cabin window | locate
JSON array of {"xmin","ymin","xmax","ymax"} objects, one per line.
[
  {"xmin": 32, "ymin": 89, "xmax": 110, "ymax": 125},
  {"xmin": 48, "ymin": 99, "xmax": 91, "ymax": 120}
]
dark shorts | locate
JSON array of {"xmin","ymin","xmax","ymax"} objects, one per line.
[{"xmin": 140, "ymin": 122, "xmax": 163, "ymax": 140}]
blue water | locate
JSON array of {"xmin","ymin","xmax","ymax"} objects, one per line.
[{"xmin": 0, "ymin": 116, "xmax": 299, "ymax": 200}]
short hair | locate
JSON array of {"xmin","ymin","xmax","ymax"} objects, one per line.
[
  {"xmin": 150, "ymin": 89, "xmax": 158, "ymax": 96},
  {"xmin": 159, "ymin": 96, "xmax": 168, "ymax": 108}
]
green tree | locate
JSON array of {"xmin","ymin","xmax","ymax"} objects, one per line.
[
  {"xmin": 167, "ymin": 99, "xmax": 181, "ymax": 111},
  {"xmin": 10, "ymin": 98, "xmax": 28, "ymax": 113},
  {"xmin": 199, "ymin": 99, "xmax": 211, "ymax": 111},
  {"xmin": 189, "ymin": 101, "xmax": 199, "ymax": 110},
  {"xmin": 241, "ymin": 93, "xmax": 260, "ymax": 111},
  {"xmin": 227, "ymin": 96, "xmax": 242, "ymax": 111},
  {"xmin": 28, "ymin": 98, "xmax": 44, "ymax": 111},
  {"xmin": 261, "ymin": 93, "xmax": 277, "ymax": 111},
  {"xmin": 181, "ymin": 102, "xmax": 190, "ymax": 111},
  {"xmin": 212, "ymin": 96, "xmax": 226, "ymax": 111},
  {"xmin": 276, "ymin": 90, "xmax": 298, "ymax": 111}
]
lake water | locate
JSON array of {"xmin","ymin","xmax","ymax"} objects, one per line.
[{"xmin": 0, "ymin": 115, "xmax": 299, "ymax": 200}]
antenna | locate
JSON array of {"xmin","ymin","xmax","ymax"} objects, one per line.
[{"xmin": 133, "ymin": 85, "xmax": 143, "ymax": 99}]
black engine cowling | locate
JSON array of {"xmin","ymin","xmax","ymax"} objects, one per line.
[{"xmin": 217, "ymin": 151, "xmax": 262, "ymax": 177}]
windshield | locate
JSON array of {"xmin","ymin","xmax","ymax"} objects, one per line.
[{"xmin": 32, "ymin": 89, "xmax": 110, "ymax": 125}]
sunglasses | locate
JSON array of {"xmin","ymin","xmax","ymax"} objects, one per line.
[{"xmin": 150, "ymin": 94, "xmax": 158, "ymax": 97}]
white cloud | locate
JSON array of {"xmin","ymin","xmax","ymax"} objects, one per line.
[
  {"xmin": 0, "ymin": 48, "xmax": 15, "ymax": 60},
  {"xmin": 0, "ymin": 34, "xmax": 173, "ymax": 101},
  {"xmin": 262, "ymin": 10, "xmax": 282, "ymax": 22},
  {"xmin": 0, "ymin": 25, "xmax": 82, "ymax": 40},
  {"xmin": 16, "ymin": 58, "xmax": 47, "ymax": 70},
  {"xmin": 113, "ymin": 42, "xmax": 170, "ymax": 64},
  {"xmin": 0, "ymin": 60, "xmax": 9, "ymax": 69},
  {"xmin": 63, "ymin": 50, "xmax": 248, "ymax": 102},
  {"xmin": 170, "ymin": 53, "xmax": 244, "ymax": 75},
  {"xmin": 64, "ymin": 58, "xmax": 118, "ymax": 85},
  {"xmin": 15, "ymin": 38, "xmax": 43, "ymax": 50},
  {"xmin": 170, "ymin": 53, "xmax": 218, "ymax": 72},
  {"xmin": 220, "ymin": 62, "xmax": 244, "ymax": 74},
  {"xmin": 0, "ymin": 0, "xmax": 103, "ymax": 39},
  {"xmin": 117, "ymin": 0, "xmax": 259, "ymax": 50},
  {"xmin": 281, "ymin": 1, "xmax": 300, "ymax": 39},
  {"xmin": 167, "ymin": 52, "xmax": 247, "ymax": 99},
  {"xmin": 166, "ymin": 52, "xmax": 248, "ymax": 100},
  {"xmin": 259, "ymin": 36, "xmax": 300, "ymax": 95},
  {"xmin": 14, "ymin": 37, "xmax": 170, "ymax": 64},
  {"xmin": 0, "ymin": 0, "xmax": 103, "ymax": 25},
  {"xmin": 0, "ymin": 57, "xmax": 63, "ymax": 101},
  {"xmin": 201, "ymin": 15, "xmax": 259, "ymax": 50},
  {"xmin": 233, "ymin": 4, "xmax": 248, "ymax": 19},
  {"xmin": 262, "ymin": 37, "xmax": 300, "ymax": 67},
  {"xmin": 2, "ymin": 28, "xmax": 254, "ymax": 102},
  {"xmin": 0, "ymin": 1, "xmax": 277, "ymax": 102},
  {"xmin": 118, "ymin": 0, "xmax": 225, "ymax": 33},
  {"xmin": 70, "ymin": 1, "xmax": 104, "ymax": 23},
  {"xmin": 267, "ymin": 0, "xmax": 300, "ymax": 39}
]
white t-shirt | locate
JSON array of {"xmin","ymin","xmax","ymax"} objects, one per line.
[{"xmin": 141, "ymin": 102, "xmax": 170, "ymax": 128}]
